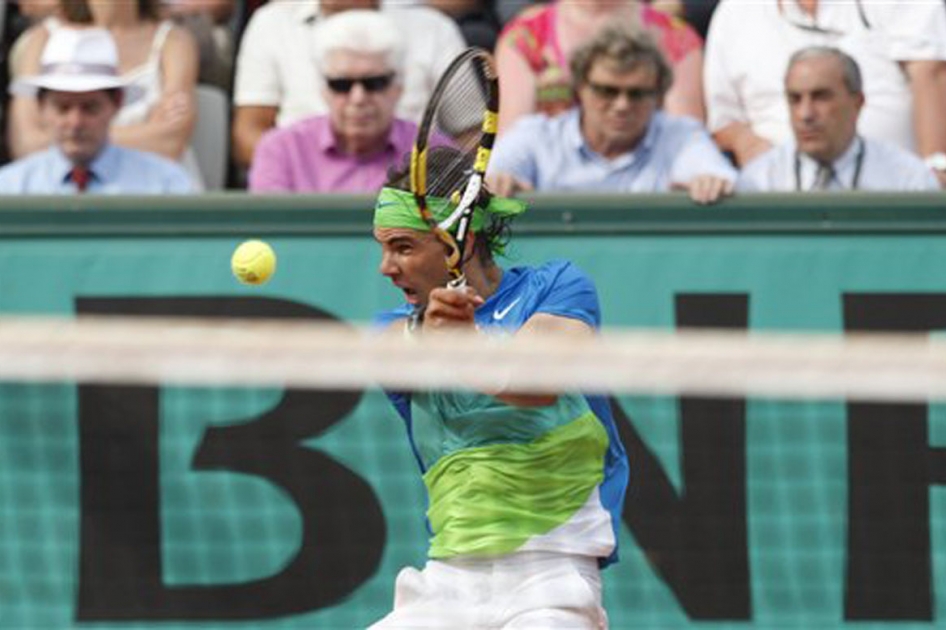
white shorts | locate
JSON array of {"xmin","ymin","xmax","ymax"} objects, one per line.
[{"xmin": 368, "ymin": 551, "xmax": 608, "ymax": 629}]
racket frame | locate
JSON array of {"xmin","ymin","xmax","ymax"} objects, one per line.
[{"xmin": 410, "ymin": 47, "xmax": 499, "ymax": 290}]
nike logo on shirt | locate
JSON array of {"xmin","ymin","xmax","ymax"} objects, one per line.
[{"xmin": 492, "ymin": 297, "xmax": 521, "ymax": 320}]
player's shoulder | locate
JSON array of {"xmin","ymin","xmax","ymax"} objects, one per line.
[
  {"xmin": 514, "ymin": 260, "xmax": 601, "ymax": 327},
  {"xmin": 518, "ymin": 259, "xmax": 595, "ymax": 290}
]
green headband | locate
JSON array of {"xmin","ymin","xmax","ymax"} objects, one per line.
[{"xmin": 373, "ymin": 187, "xmax": 526, "ymax": 234}]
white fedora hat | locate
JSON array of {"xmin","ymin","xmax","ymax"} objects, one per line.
[{"xmin": 11, "ymin": 27, "xmax": 140, "ymax": 99}]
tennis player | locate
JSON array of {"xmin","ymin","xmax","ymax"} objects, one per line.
[{"xmin": 370, "ymin": 153, "xmax": 629, "ymax": 629}]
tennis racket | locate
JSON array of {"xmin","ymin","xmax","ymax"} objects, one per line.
[{"xmin": 409, "ymin": 47, "xmax": 499, "ymax": 290}]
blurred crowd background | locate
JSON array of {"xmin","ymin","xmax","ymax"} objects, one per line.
[{"xmin": 0, "ymin": 0, "xmax": 943, "ymax": 197}]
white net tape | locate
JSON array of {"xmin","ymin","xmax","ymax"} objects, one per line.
[{"xmin": 0, "ymin": 315, "xmax": 943, "ymax": 402}]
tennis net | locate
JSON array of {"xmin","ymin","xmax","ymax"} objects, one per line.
[{"xmin": 1, "ymin": 315, "xmax": 945, "ymax": 629}]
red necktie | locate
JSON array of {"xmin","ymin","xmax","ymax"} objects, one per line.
[{"xmin": 70, "ymin": 166, "xmax": 90, "ymax": 193}]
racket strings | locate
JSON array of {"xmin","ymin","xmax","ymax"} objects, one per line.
[{"xmin": 423, "ymin": 56, "xmax": 493, "ymax": 227}]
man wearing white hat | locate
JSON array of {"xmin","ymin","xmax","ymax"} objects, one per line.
[{"xmin": 0, "ymin": 27, "xmax": 194, "ymax": 194}]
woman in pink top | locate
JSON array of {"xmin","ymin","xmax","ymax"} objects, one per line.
[{"xmin": 496, "ymin": 0, "xmax": 705, "ymax": 133}]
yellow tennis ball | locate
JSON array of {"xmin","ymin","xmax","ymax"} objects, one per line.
[{"xmin": 231, "ymin": 239, "xmax": 276, "ymax": 285}]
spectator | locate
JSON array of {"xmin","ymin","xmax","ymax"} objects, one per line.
[
  {"xmin": 489, "ymin": 24, "xmax": 734, "ymax": 205},
  {"xmin": 495, "ymin": 0, "xmax": 705, "ymax": 135},
  {"xmin": 232, "ymin": 0, "xmax": 465, "ymax": 170},
  {"xmin": 248, "ymin": 10, "xmax": 413, "ymax": 193},
  {"xmin": 0, "ymin": 27, "xmax": 193, "ymax": 194},
  {"xmin": 160, "ymin": 0, "xmax": 237, "ymax": 90},
  {"xmin": 738, "ymin": 47, "xmax": 940, "ymax": 193},
  {"xmin": 705, "ymin": 0, "xmax": 946, "ymax": 188},
  {"xmin": 7, "ymin": 0, "xmax": 202, "ymax": 185}
]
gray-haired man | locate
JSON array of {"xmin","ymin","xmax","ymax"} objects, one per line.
[{"xmin": 738, "ymin": 47, "xmax": 939, "ymax": 193}]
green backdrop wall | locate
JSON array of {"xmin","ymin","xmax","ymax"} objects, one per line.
[{"xmin": 1, "ymin": 193, "xmax": 945, "ymax": 629}]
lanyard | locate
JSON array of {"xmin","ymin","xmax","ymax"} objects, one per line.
[{"xmin": 794, "ymin": 137, "xmax": 866, "ymax": 191}]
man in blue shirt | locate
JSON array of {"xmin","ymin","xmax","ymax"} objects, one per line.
[
  {"xmin": 370, "ymin": 149, "xmax": 629, "ymax": 628},
  {"xmin": 0, "ymin": 27, "xmax": 193, "ymax": 195},
  {"xmin": 489, "ymin": 23, "xmax": 735, "ymax": 205}
]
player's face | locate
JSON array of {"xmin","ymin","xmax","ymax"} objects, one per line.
[
  {"xmin": 786, "ymin": 56, "xmax": 864, "ymax": 163},
  {"xmin": 374, "ymin": 227, "xmax": 451, "ymax": 307},
  {"xmin": 577, "ymin": 58, "xmax": 660, "ymax": 157},
  {"xmin": 40, "ymin": 89, "xmax": 120, "ymax": 165},
  {"xmin": 323, "ymin": 51, "xmax": 402, "ymax": 153}
]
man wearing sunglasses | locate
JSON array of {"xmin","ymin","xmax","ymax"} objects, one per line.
[
  {"xmin": 488, "ymin": 24, "xmax": 735, "ymax": 205},
  {"xmin": 231, "ymin": 0, "xmax": 464, "ymax": 173},
  {"xmin": 705, "ymin": 0, "xmax": 946, "ymax": 188},
  {"xmin": 248, "ymin": 10, "xmax": 416, "ymax": 193}
]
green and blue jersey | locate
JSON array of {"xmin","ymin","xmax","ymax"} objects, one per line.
[{"xmin": 377, "ymin": 261, "xmax": 629, "ymax": 566}]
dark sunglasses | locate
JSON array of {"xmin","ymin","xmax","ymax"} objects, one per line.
[
  {"xmin": 586, "ymin": 81, "xmax": 659, "ymax": 102},
  {"xmin": 325, "ymin": 73, "xmax": 395, "ymax": 94}
]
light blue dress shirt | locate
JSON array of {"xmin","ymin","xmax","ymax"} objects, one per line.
[
  {"xmin": 0, "ymin": 144, "xmax": 195, "ymax": 194},
  {"xmin": 489, "ymin": 109, "xmax": 736, "ymax": 192},
  {"xmin": 737, "ymin": 137, "xmax": 940, "ymax": 192}
]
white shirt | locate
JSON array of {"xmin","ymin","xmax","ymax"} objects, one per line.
[
  {"xmin": 233, "ymin": 0, "xmax": 466, "ymax": 126},
  {"xmin": 737, "ymin": 136, "xmax": 940, "ymax": 192},
  {"xmin": 704, "ymin": 0, "xmax": 946, "ymax": 153}
]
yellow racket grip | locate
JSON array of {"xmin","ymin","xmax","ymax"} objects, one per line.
[{"xmin": 482, "ymin": 110, "xmax": 498, "ymax": 135}]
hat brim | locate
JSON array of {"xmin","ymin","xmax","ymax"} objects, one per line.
[{"xmin": 10, "ymin": 75, "xmax": 143, "ymax": 104}]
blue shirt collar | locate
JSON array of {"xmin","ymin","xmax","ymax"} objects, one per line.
[{"xmin": 52, "ymin": 143, "xmax": 120, "ymax": 188}]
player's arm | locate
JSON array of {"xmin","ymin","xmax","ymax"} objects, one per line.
[
  {"xmin": 497, "ymin": 312, "xmax": 594, "ymax": 407},
  {"xmin": 423, "ymin": 287, "xmax": 591, "ymax": 407}
]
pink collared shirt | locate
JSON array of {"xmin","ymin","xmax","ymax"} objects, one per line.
[{"xmin": 248, "ymin": 115, "xmax": 418, "ymax": 193}]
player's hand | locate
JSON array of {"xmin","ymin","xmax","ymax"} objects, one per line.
[
  {"xmin": 487, "ymin": 172, "xmax": 533, "ymax": 197},
  {"xmin": 675, "ymin": 175, "xmax": 735, "ymax": 205},
  {"xmin": 423, "ymin": 286, "xmax": 484, "ymax": 332}
]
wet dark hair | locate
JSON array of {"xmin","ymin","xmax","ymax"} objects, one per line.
[{"xmin": 385, "ymin": 146, "xmax": 512, "ymax": 264}]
